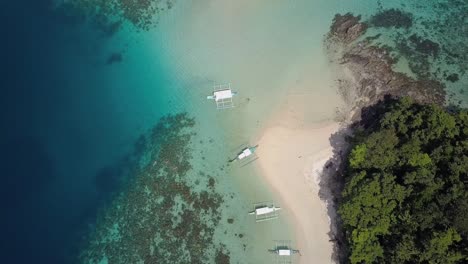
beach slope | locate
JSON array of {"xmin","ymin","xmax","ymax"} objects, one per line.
[{"xmin": 256, "ymin": 120, "xmax": 338, "ymax": 264}]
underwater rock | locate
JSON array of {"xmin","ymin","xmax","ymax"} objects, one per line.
[
  {"xmin": 215, "ymin": 248, "xmax": 231, "ymax": 264},
  {"xmin": 408, "ymin": 34, "xmax": 440, "ymax": 57},
  {"xmin": 446, "ymin": 73, "xmax": 460, "ymax": 83},
  {"xmin": 329, "ymin": 13, "xmax": 368, "ymax": 44},
  {"xmin": 394, "ymin": 34, "xmax": 440, "ymax": 78},
  {"xmin": 208, "ymin": 177, "xmax": 216, "ymax": 189},
  {"xmin": 344, "ymin": 42, "xmax": 444, "ymax": 102},
  {"xmin": 369, "ymin": 8, "xmax": 413, "ymax": 29}
]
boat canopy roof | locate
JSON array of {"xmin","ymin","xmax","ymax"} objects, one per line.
[
  {"xmin": 278, "ymin": 249, "xmax": 291, "ymax": 256},
  {"xmin": 213, "ymin": 89, "xmax": 233, "ymax": 101},
  {"xmin": 256, "ymin": 206, "xmax": 275, "ymax": 215},
  {"xmin": 238, "ymin": 148, "xmax": 252, "ymax": 159}
]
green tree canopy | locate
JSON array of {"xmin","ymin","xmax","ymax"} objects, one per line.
[{"xmin": 339, "ymin": 97, "xmax": 468, "ymax": 263}]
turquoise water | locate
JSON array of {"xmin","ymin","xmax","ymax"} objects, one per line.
[{"xmin": 2, "ymin": 0, "xmax": 466, "ymax": 263}]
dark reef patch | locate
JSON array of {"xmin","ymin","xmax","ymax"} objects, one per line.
[
  {"xmin": 446, "ymin": 73, "xmax": 460, "ymax": 83},
  {"xmin": 54, "ymin": 0, "xmax": 176, "ymax": 33},
  {"xmin": 394, "ymin": 34, "xmax": 440, "ymax": 79},
  {"xmin": 408, "ymin": 34, "xmax": 440, "ymax": 57},
  {"xmin": 369, "ymin": 8, "xmax": 413, "ymax": 29},
  {"xmin": 80, "ymin": 113, "xmax": 225, "ymax": 263},
  {"xmin": 208, "ymin": 176, "xmax": 216, "ymax": 189},
  {"xmin": 364, "ymin": 1, "xmax": 468, "ymax": 98},
  {"xmin": 215, "ymin": 246, "xmax": 231, "ymax": 264},
  {"xmin": 106, "ymin": 52, "xmax": 123, "ymax": 65}
]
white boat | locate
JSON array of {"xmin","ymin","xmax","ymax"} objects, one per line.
[
  {"xmin": 207, "ymin": 83, "xmax": 237, "ymax": 109},
  {"xmin": 206, "ymin": 89, "xmax": 237, "ymax": 100},
  {"xmin": 237, "ymin": 145, "xmax": 256, "ymax": 160},
  {"xmin": 249, "ymin": 205, "xmax": 281, "ymax": 216},
  {"xmin": 269, "ymin": 248, "xmax": 301, "ymax": 256},
  {"xmin": 230, "ymin": 145, "xmax": 258, "ymax": 163},
  {"xmin": 268, "ymin": 240, "xmax": 301, "ymax": 262},
  {"xmin": 249, "ymin": 202, "xmax": 281, "ymax": 222}
]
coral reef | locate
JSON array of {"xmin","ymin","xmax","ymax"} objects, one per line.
[
  {"xmin": 215, "ymin": 247, "xmax": 231, "ymax": 264},
  {"xmin": 395, "ymin": 34, "xmax": 441, "ymax": 79},
  {"xmin": 79, "ymin": 113, "xmax": 226, "ymax": 263},
  {"xmin": 369, "ymin": 8, "xmax": 413, "ymax": 29},
  {"xmin": 54, "ymin": 0, "xmax": 176, "ymax": 32}
]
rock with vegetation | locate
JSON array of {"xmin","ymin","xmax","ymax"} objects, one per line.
[{"xmin": 339, "ymin": 97, "xmax": 468, "ymax": 264}]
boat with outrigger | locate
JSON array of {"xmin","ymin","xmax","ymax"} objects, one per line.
[
  {"xmin": 248, "ymin": 201, "xmax": 281, "ymax": 222},
  {"xmin": 207, "ymin": 83, "xmax": 237, "ymax": 109},
  {"xmin": 269, "ymin": 240, "xmax": 301, "ymax": 263},
  {"xmin": 229, "ymin": 145, "xmax": 259, "ymax": 166},
  {"xmin": 269, "ymin": 248, "xmax": 301, "ymax": 256}
]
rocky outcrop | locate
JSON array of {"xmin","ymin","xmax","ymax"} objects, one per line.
[
  {"xmin": 328, "ymin": 13, "xmax": 368, "ymax": 44},
  {"xmin": 322, "ymin": 12, "xmax": 449, "ymax": 264},
  {"xmin": 327, "ymin": 13, "xmax": 446, "ymax": 121},
  {"xmin": 341, "ymin": 42, "xmax": 445, "ymax": 105}
]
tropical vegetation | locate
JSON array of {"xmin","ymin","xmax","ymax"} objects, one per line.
[{"xmin": 339, "ymin": 97, "xmax": 468, "ymax": 263}]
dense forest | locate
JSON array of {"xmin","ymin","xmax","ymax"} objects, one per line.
[{"xmin": 339, "ymin": 97, "xmax": 468, "ymax": 263}]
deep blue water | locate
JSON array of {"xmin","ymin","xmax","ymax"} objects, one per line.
[
  {"xmin": 0, "ymin": 1, "xmax": 162, "ymax": 263},
  {"xmin": 2, "ymin": 2, "xmax": 65, "ymax": 262}
]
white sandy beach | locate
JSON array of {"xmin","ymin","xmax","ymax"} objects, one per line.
[{"xmin": 256, "ymin": 105, "xmax": 339, "ymax": 264}]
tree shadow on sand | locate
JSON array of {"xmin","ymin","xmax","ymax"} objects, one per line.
[{"xmin": 318, "ymin": 126, "xmax": 351, "ymax": 263}]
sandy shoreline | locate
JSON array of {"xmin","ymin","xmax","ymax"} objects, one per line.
[{"xmin": 256, "ymin": 116, "xmax": 339, "ymax": 263}]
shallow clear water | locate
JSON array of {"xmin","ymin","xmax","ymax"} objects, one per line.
[{"xmin": 1, "ymin": 0, "xmax": 466, "ymax": 263}]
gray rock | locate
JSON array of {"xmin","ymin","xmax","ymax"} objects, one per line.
[{"xmin": 327, "ymin": 13, "xmax": 445, "ymax": 121}]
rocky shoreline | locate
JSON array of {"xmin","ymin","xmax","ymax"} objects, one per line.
[
  {"xmin": 321, "ymin": 13, "xmax": 451, "ymax": 263},
  {"xmin": 326, "ymin": 13, "xmax": 446, "ymax": 122}
]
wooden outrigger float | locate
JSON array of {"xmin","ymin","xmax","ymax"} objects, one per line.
[
  {"xmin": 249, "ymin": 201, "xmax": 281, "ymax": 222},
  {"xmin": 207, "ymin": 83, "xmax": 237, "ymax": 109},
  {"xmin": 268, "ymin": 240, "xmax": 301, "ymax": 264}
]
